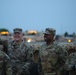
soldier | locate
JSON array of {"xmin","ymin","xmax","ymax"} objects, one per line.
[
  {"xmin": 0, "ymin": 44, "xmax": 12, "ymax": 75},
  {"xmin": 64, "ymin": 52, "xmax": 76, "ymax": 75},
  {"xmin": 0, "ymin": 39, "xmax": 8, "ymax": 53},
  {"xmin": 8, "ymin": 28, "xmax": 34, "ymax": 75},
  {"xmin": 38, "ymin": 28, "xmax": 68, "ymax": 75}
]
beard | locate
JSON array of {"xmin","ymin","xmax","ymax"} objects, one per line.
[{"xmin": 44, "ymin": 38, "xmax": 52, "ymax": 42}]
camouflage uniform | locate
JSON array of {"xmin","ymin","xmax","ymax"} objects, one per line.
[
  {"xmin": 8, "ymin": 28, "xmax": 34, "ymax": 75},
  {"xmin": 38, "ymin": 28, "xmax": 68, "ymax": 75},
  {"xmin": 0, "ymin": 45, "xmax": 12, "ymax": 75},
  {"xmin": 0, "ymin": 39, "xmax": 8, "ymax": 53},
  {"xmin": 64, "ymin": 52, "xmax": 76, "ymax": 75}
]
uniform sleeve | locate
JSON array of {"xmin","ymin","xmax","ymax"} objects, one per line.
[
  {"xmin": 38, "ymin": 47, "xmax": 43, "ymax": 75},
  {"xmin": 57, "ymin": 46, "xmax": 68, "ymax": 65},
  {"xmin": 5, "ymin": 54, "xmax": 12, "ymax": 75},
  {"xmin": 20, "ymin": 46, "xmax": 34, "ymax": 75},
  {"xmin": 57, "ymin": 46, "xmax": 68, "ymax": 74}
]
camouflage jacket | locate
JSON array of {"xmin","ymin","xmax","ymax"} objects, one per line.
[
  {"xmin": 38, "ymin": 42, "xmax": 68, "ymax": 75},
  {"xmin": 0, "ymin": 50, "xmax": 12, "ymax": 75},
  {"xmin": 8, "ymin": 40, "xmax": 34, "ymax": 75},
  {"xmin": 64, "ymin": 52, "xmax": 76, "ymax": 75}
]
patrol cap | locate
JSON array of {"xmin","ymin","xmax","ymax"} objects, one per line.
[
  {"xmin": 43, "ymin": 28, "xmax": 56, "ymax": 36},
  {"xmin": 13, "ymin": 28, "xmax": 22, "ymax": 34}
]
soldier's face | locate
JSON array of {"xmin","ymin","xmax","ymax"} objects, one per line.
[
  {"xmin": 13, "ymin": 32, "xmax": 23, "ymax": 41},
  {"xmin": 44, "ymin": 34, "xmax": 54, "ymax": 42}
]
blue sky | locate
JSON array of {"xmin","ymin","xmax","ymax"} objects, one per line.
[{"xmin": 0, "ymin": 0, "xmax": 76, "ymax": 34}]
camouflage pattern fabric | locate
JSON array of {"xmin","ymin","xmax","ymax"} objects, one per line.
[
  {"xmin": 0, "ymin": 50, "xmax": 12, "ymax": 75},
  {"xmin": 38, "ymin": 42, "xmax": 68, "ymax": 75},
  {"xmin": 8, "ymin": 40, "xmax": 34, "ymax": 75},
  {"xmin": 0, "ymin": 39, "xmax": 8, "ymax": 53},
  {"xmin": 43, "ymin": 28, "xmax": 56, "ymax": 36},
  {"xmin": 64, "ymin": 52, "xmax": 76, "ymax": 75}
]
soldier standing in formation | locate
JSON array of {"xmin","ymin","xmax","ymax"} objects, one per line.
[
  {"xmin": 38, "ymin": 28, "xmax": 68, "ymax": 75},
  {"xmin": 64, "ymin": 51, "xmax": 76, "ymax": 75},
  {"xmin": 0, "ymin": 40, "xmax": 12, "ymax": 75},
  {"xmin": 8, "ymin": 28, "xmax": 34, "ymax": 75}
]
